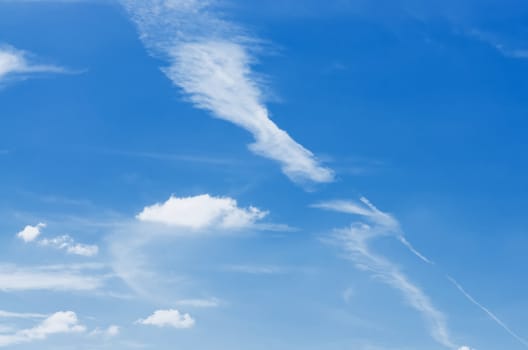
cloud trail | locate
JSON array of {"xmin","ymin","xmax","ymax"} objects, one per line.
[
  {"xmin": 335, "ymin": 224, "xmax": 456, "ymax": 348},
  {"xmin": 447, "ymin": 276, "xmax": 528, "ymax": 348},
  {"xmin": 121, "ymin": 0, "xmax": 333, "ymax": 184},
  {"xmin": 314, "ymin": 197, "xmax": 432, "ymax": 263},
  {"xmin": 0, "ymin": 45, "xmax": 65, "ymax": 81},
  {"xmin": 317, "ymin": 197, "xmax": 469, "ymax": 349}
]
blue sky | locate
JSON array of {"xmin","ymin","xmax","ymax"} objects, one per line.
[{"xmin": 1, "ymin": 0, "xmax": 528, "ymax": 349}]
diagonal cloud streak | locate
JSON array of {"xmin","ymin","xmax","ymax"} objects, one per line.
[
  {"xmin": 121, "ymin": 0, "xmax": 334, "ymax": 184},
  {"xmin": 316, "ymin": 197, "xmax": 469, "ymax": 350},
  {"xmin": 315, "ymin": 197, "xmax": 432, "ymax": 264},
  {"xmin": 447, "ymin": 275, "xmax": 528, "ymax": 348}
]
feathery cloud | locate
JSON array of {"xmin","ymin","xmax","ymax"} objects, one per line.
[
  {"xmin": 0, "ymin": 311, "xmax": 46, "ymax": 319},
  {"xmin": 0, "ymin": 45, "xmax": 65, "ymax": 82},
  {"xmin": 0, "ymin": 311, "xmax": 85, "ymax": 347},
  {"xmin": 317, "ymin": 197, "xmax": 468, "ymax": 349},
  {"xmin": 137, "ymin": 309, "xmax": 195, "ymax": 329},
  {"xmin": 315, "ymin": 197, "xmax": 432, "ymax": 264},
  {"xmin": 0, "ymin": 264, "xmax": 104, "ymax": 292},
  {"xmin": 121, "ymin": 0, "xmax": 334, "ymax": 184},
  {"xmin": 136, "ymin": 194, "xmax": 267, "ymax": 230}
]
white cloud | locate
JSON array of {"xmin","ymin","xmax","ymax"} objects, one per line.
[
  {"xmin": 39, "ymin": 235, "xmax": 99, "ymax": 257},
  {"xmin": 175, "ymin": 298, "xmax": 220, "ymax": 308},
  {"xmin": 0, "ymin": 264, "xmax": 103, "ymax": 292},
  {"xmin": 137, "ymin": 309, "xmax": 195, "ymax": 329},
  {"xmin": 0, "ymin": 311, "xmax": 85, "ymax": 347},
  {"xmin": 16, "ymin": 223, "xmax": 46, "ymax": 243},
  {"xmin": 136, "ymin": 194, "xmax": 267, "ymax": 230},
  {"xmin": 90, "ymin": 325, "xmax": 120, "ymax": 337},
  {"xmin": 0, "ymin": 311, "xmax": 46, "ymax": 319},
  {"xmin": 318, "ymin": 197, "xmax": 464, "ymax": 349},
  {"xmin": 0, "ymin": 45, "xmax": 64, "ymax": 82},
  {"xmin": 121, "ymin": 0, "xmax": 334, "ymax": 184},
  {"xmin": 448, "ymin": 276, "xmax": 528, "ymax": 348},
  {"xmin": 458, "ymin": 347, "xmax": 474, "ymax": 350},
  {"xmin": 335, "ymin": 223, "xmax": 456, "ymax": 349},
  {"xmin": 16, "ymin": 222, "xmax": 98, "ymax": 256},
  {"xmin": 315, "ymin": 197, "xmax": 433, "ymax": 264}
]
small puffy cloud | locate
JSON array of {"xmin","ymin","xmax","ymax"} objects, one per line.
[
  {"xmin": 0, "ymin": 45, "xmax": 64, "ymax": 81},
  {"xmin": 136, "ymin": 194, "xmax": 267, "ymax": 230},
  {"xmin": 39, "ymin": 235, "xmax": 98, "ymax": 257},
  {"xmin": 459, "ymin": 347, "xmax": 474, "ymax": 350},
  {"xmin": 137, "ymin": 309, "xmax": 195, "ymax": 329},
  {"xmin": 90, "ymin": 325, "xmax": 120, "ymax": 337},
  {"xmin": 16, "ymin": 223, "xmax": 46, "ymax": 243},
  {"xmin": 0, "ymin": 311, "xmax": 85, "ymax": 347}
]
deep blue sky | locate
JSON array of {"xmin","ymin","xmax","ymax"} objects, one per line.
[{"xmin": 1, "ymin": 1, "xmax": 527, "ymax": 349}]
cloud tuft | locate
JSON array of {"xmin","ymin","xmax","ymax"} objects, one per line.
[
  {"xmin": 137, "ymin": 309, "xmax": 195, "ymax": 329},
  {"xmin": 16, "ymin": 223, "xmax": 46, "ymax": 243},
  {"xmin": 136, "ymin": 194, "xmax": 267, "ymax": 230}
]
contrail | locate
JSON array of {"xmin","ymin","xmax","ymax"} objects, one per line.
[
  {"xmin": 397, "ymin": 235, "xmax": 434, "ymax": 265},
  {"xmin": 447, "ymin": 275, "xmax": 528, "ymax": 348}
]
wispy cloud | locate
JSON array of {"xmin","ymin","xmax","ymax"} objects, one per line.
[
  {"xmin": 334, "ymin": 224, "xmax": 456, "ymax": 348},
  {"xmin": 448, "ymin": 276, "xmax": 528, "ymax": 348},
  {"xmin": 0, "ymin": 264, "xmax": 104, "ymax": 292},
  {"xmin": 175, "ymin": 298, "xmax": 221, "ymax": 308},
  {"xmin": 0, "ymin": 311, "xmax": 85, "ymax": 347},
  {"xmin": 222, "ymin": 264, "xmax": 284, "ymax": 275},
  {"xmin": 316, "ymin": 197, "xmax": 468, "ymax": 350},
  {"xmin": 0, "ymin": 310, "xmax": 46, "ymax": 319},
  {"xmin": 0, "ymin": 45, "xmax": 66, "ymax": 83},
  {"xmin": 314, "ymin": 197, "xmax": 432, "ymax": 264},
  {"xmin": 39, "ymin": 235, "xmax": 99, "ymax": 257},
  {"xmin": 468, "ymin": 29, "xmax": 528, "ymax": 59},
  {"xmin": 103, "ymin": 149, "xmax": 239, "ymax": 166},
  {"xmin": 121, "ymin": 0, "xmax": 334, "ymax": 184}
]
